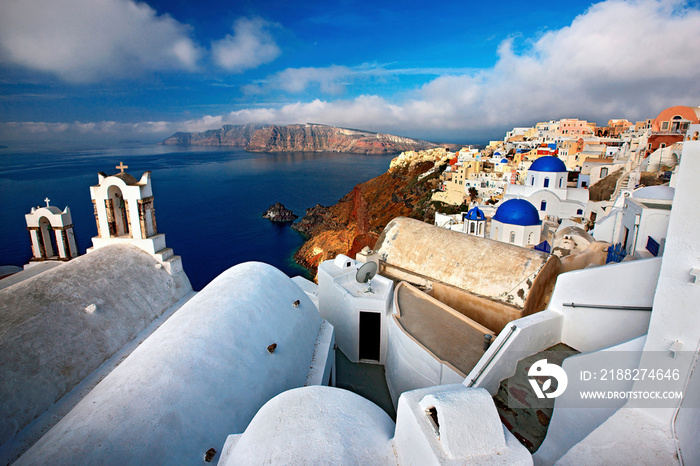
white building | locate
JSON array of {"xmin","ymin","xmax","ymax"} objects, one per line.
[
  {"xmin": 592, "ymin": 185, "xmax": 674, "ymax": 259},
  {"xmin": 503, "ymin": 155, "xmax": 588, "ymax": 221},
  {"xmin": 24, "ymin": 199, "xmax": 78, "ymax": 261},
  {"xmin": 434, "ymin": 206, "xmax": 487, "ymax": 237},
  {"xmin": 88, "ymin": 163, "xmax": 184, "ymax": 275},
  {"xmin": 490, "ymin": 198, "xmax": 542, "ymax": 247}
]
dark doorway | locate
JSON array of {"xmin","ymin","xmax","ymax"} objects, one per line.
[{"xmin": 359, "ymin": 312, "xmax": 381, "ymax": 361}]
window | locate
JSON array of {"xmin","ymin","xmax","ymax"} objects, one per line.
[
  {"xmin": 509, "ymin": 231, "xmax": 516, "ymax": 243},
  {"xmin": 662, "ymin": 121, "xmax": 669, "ymax": 130},
  {"xmin": 577, "ymin": 209, "xmax": 583, "ymax": 215},
  {"xmin": 469, "ymin": 222, "xmax": 475, "ymax": 234},
  {"xmin": 660, "ymin": 143, "xmax": 666, "ymax": 149},
  {"xmin": 540, "ymin": 200, "xmax": 547, "ymax": 211},
  {"xmin": 600, "ymin": 167, "xmax": 608, "ymax": 177},
  {"xmin": 559, "ymin": 177, "xmax": 563, "ymax": 188},
  {"xmin": 530, "ymin": 176, "xmax": 535, "ymax": 185},
  {"xmin": 543, "ymin": 177, "xmax": 550, "ymax": 188}
]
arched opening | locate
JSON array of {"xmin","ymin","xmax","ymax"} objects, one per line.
[
  {"xmin": 469, "ymin": 222, "xmax": 475, "ymax": 234},
  {"xmin": 38, "ymin": 217, "xmax": 58, "ymax": 258},
  {"xmin": 600, "ymin": 167, "xmax": 609, "ymax": 177},
  {"xmin": 494, "ymin": 226, "xmax": 499, "ymax": 239},
  {"xmin": 543, "ymin": 177, "xmax": 550, "ymax": 188},
  {"xmin": 107, "ymin": 185, "xmax": 130, "ymax": 237},
  {"xmin": 671, "ymin": 115, "xmax": 683, "ymax": 132},
  {"xmin": 509, "ymin": 231, "xmax": 516, "ymax": 244},
  {"xmin": 478, "ymin": 222, "xmax": 484, "ymax": 236},
  {"xmin": 559, "ymin": 177, "xmax": 563, "ymax": 188},
  {"xmin": 540, "ymin": 200, "xmax": 547, "ymax": 211}
]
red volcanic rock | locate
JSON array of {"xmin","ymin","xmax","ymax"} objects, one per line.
[{"xmin": 293, "ymin": 157, "xmax": 444, "ymax": 277}]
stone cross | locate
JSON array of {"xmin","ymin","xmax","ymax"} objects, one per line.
[
  {"xmin": 116, "ymin": 162, "xmax": 128, "ymax": 173},
  {"xmin": 44, "ymin": 197, "xmax": 50, "ymax": 207}
]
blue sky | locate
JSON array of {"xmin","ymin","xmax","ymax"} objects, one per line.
[{"xmin": 1, "ymin": 0, "xmax": 700, "ymax": 147}]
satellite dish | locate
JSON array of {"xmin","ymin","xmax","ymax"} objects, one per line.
[
  {"xmin": 356, "ymin": 261, "xmax": 377, "ymax": 284},
  {"xmin": 356, "ymin": 262, "xmax": 378, "ymax": 294}
]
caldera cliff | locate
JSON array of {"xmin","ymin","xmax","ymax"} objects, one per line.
[
  {"xmin": 293, "ymin": 148, "xmax": 454, "ymax": 276},
  {"xmin": 163, "ymin": 123, "xmax": 445, "ymax": 155}
]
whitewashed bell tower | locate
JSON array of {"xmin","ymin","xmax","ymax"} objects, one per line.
[
  {"xmin": 25, "ymin": 198, "xmax": 78, "ymax": 261},
  {"xmin": 88, "ymin": 162, "xmax": 183, "ymax": 274}
]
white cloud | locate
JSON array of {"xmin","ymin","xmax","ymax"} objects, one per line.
[
  {"xmin": 0, "ymin": 0, "xmax": 201, "ymax": 82},
  {"xmin": 3, "ymin": 0, "xmax": 700, "ymax": 144},
  {"xmin": 245, "ymin": 65, "xmax": 354, "ymax": 95},
  {"xmin": 233, "ymin": 0, "xmax": 700, "ymax": 140},
  {"xmin": 211, "ymin": 18, "xmax": 281, "ymax": 72}
]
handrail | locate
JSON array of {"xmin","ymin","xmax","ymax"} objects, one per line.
[
  {"xmin": 562, "ymin": 302, "xmax": 652, "ymax": 311},
  {"xmin": 467, "ymin": 324, "xmax": 518, "ymax": 387}
]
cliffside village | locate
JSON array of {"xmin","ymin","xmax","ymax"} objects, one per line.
[
  {"xmin": 1, "ymin": 105, "xmax": 699, "ymax": 464},
  {"xmin": 429, "ymin": 105, "xmax": 699, "ymax": 265}
]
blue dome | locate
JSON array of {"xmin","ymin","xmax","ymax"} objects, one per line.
[
  {"xmin": 464, "ymin": 206, "xmax": 485, "ymax": 221},
  {"xmin": 493, "ymin": 199, "xmax": 541, "ymax": 226},
  {"xmin": 529, "ymin": 156, "xmax": 567, "ymax": 173},
  {"xmin": 500, "ymin": 158, "xmax": 509, "ymax": 164}
]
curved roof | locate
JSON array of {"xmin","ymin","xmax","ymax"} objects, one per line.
[
  {"xmin": 220, "ymin": 386, "xmax": 395, "ymax": 464},
  {"xmin": 465, "ymin": 206, "xmax": 485, "ymax": 221},
  {"xmin": 500, "ymin": 158, "xmax": 509, "ymax": 164},
  {"xmin": 529, "ymin": 156, "xmax": 567, "ymax": 173},
  {"xmin": 653, "ymin": 105, "xmax": 700, "ymax": 131},
  {"xmin": 632, "ymin": 185, "xmax": 674, "ymax": 200},
  {"xmin": 18, "ymin": 262, "xmax": 324, "ymax": 464},
  {"xmin": 114, "ymin": 172, "xmax": 138, "ymax": 185},
  {"xmin": 374, "ymin": 217, "xmax": 555, "ymax": 309},
  {"xmin": 0, "ymin": 244, "xmax": 192, "ymax": 446},
  {"xmin": 493, "ymin": 199, "xmax": 541, "ymax": 226}
]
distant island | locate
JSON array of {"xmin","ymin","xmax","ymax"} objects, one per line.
[{"xmin": 162, "ymin": 123, "xmax": 453, "ymax": 154}]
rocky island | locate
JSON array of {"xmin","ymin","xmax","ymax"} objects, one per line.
[
  {"xmin": 263, "ymin": 203, "xmax": 298, "ymax": 222},
  {"xmin": 163, "ymin": 123, "xmax": 448, "ymax": 154}
]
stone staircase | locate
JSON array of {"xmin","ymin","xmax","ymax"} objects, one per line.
[
  {"xmin": 153, "ymin": 247, "xmax": 184, "ymax": 274},
  {"xmin": 611, "ymin": 166, "xmax": 639, "ymax": 200}
]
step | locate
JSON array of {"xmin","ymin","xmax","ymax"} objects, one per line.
[{"xmin": 153, "ymin": 247, "xmax": 174, "ymax": 262}]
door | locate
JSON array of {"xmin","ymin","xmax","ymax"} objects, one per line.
[{"xmin": 359, "ymin": 312, "xmax": 381, "ymax": 361}]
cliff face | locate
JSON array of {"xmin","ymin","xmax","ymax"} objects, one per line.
[
  {"xmin": 163, "ymin": 123, "xmax": 444, "ymax": 154},
  {"xmin": 162, "ymin": 124, "xmax": 264, "ymax": 147},
  {"xmin": 293, "ymin": 148, "xmax": 454, "ymax": 276}
]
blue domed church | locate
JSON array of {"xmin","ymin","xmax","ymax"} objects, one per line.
[
  {"xmin": 462, "ymin": 206, "xmax": 486, "ymax": 237},
  {"xmin": 502, "ymin": 155, "xmax": 589, "ymax": 221},
  {"xmin": 490, "ymin": 199, "xmax": 542, "ymax": 247}
]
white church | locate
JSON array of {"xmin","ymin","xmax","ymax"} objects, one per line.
[
  {"xmin": 2, "ymin": 131, "xmax": 700, "ymax": 465},
  {"xmin": 503, "ymin": 156, "xmax": 589, "ymax": 221}
]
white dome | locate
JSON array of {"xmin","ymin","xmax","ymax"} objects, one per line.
[{"xmin": 221, "ymin": 386, "xmax": 395, "ymax": 464}]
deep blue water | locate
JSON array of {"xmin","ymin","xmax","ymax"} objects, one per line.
[{"xmin": 0, "ymin": 145, "xmax": 395, "ymax": 290}]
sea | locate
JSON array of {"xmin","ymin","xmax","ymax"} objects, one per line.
[{"xmin": 0, "ymin": 145, "xmax": 396, "ymax": 290}]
